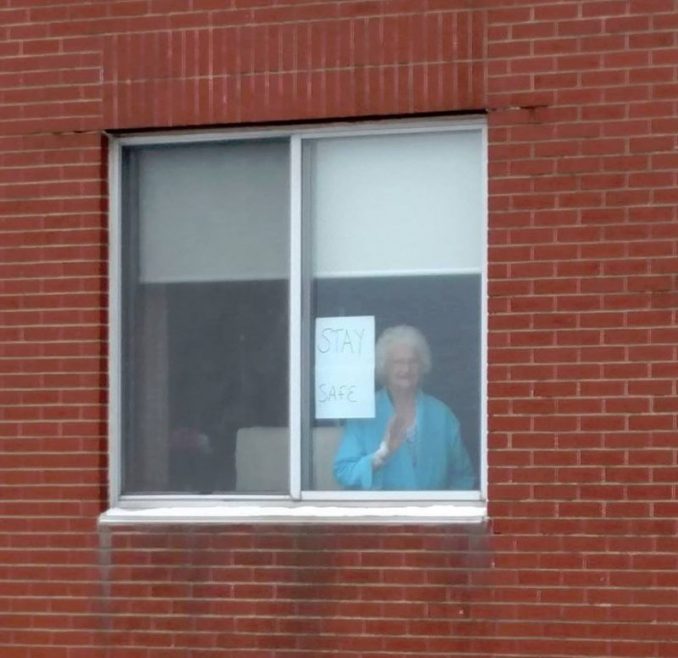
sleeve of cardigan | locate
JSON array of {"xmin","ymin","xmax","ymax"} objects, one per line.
[{"xmin": 333, "ymin": 420, "xmax": 379, "ymax": 490}]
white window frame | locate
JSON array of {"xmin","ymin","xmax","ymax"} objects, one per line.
[{"xmin": 102, "ymin": 118, "xmax": 488, "ymax": 525}]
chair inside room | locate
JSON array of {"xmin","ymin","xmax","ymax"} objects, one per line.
[{"xmin": 235, "ymin": 426, "xmax": 343, "ymax": 492}]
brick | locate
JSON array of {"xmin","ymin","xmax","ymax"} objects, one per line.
[{"xmin": 512, "ymin": 20, "xmax": 556, "ymax": 40}]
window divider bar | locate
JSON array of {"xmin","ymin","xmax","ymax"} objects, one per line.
[{"xmin": 289, "ymin": 136, "xmax": 303, "ymax": 499}]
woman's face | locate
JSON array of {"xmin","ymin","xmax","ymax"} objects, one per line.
[{"xmin": 384, "ymin": 342, "xmax": 422, "ymax": 395}]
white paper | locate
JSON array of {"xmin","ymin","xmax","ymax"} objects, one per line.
[{"xmin": 315, "ymin": 316, "xmax": 375, "ymax": 419}]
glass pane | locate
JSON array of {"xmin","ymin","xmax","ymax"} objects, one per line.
[
  {"xmin": 122, "ymin": 140, "xmax": 290, "ymax": 494},
  {"xmin": 304, "ymin": 130, "xmax": 482, "ymax": 492}
]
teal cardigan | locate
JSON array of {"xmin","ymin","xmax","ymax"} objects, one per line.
[{"xmin": 333, "ymin": 388, "xmax": 476, "ymax": 491}]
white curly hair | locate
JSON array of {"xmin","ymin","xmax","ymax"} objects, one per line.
[{"xmin": 375, "ymin": 325, "xmax": 432, "ymax": 385}]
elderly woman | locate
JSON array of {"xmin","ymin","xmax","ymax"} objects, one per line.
[{"xmin": 333, "ymin": 325, "xmax": 475, "ymax": 491}]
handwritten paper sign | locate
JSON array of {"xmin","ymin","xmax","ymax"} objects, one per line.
[{"xmin": 315, "ymin": 316, "xmax": 375, "ymax": 419}]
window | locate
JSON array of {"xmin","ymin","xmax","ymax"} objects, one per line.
[{"xmin": 107, "ymin": 120, "xmax": 486, "ymax": 521}]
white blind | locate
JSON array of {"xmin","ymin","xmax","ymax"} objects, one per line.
[
  {"xmin": 310, "ymin": 130, "xmax": 484, "ymax": 277},
  {"xmin": 137, "ymin": 140, "xmax": 289, "ymax": 283}
]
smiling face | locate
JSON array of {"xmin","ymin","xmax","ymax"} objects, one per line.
[{"xmin": 384, "ymin": 342, "xmax": 422, "ymax": 396}]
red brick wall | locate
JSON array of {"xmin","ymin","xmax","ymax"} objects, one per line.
[{"xmin": 1, "ymin": 1, "xmax": 676, "ymax": 656}]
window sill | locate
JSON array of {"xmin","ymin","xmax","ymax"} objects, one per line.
[{"xmin": 99, "ymin": 502, "xmax": 487, "ymax": 525}]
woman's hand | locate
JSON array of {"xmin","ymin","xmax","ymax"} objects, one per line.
[
  {"xmin": 384, "ymin": 413, "xmax": 409, "ymax": 454},
  {"xmin": 373, "ymin": 413, "xmax": 409, "ymax": 468}
]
